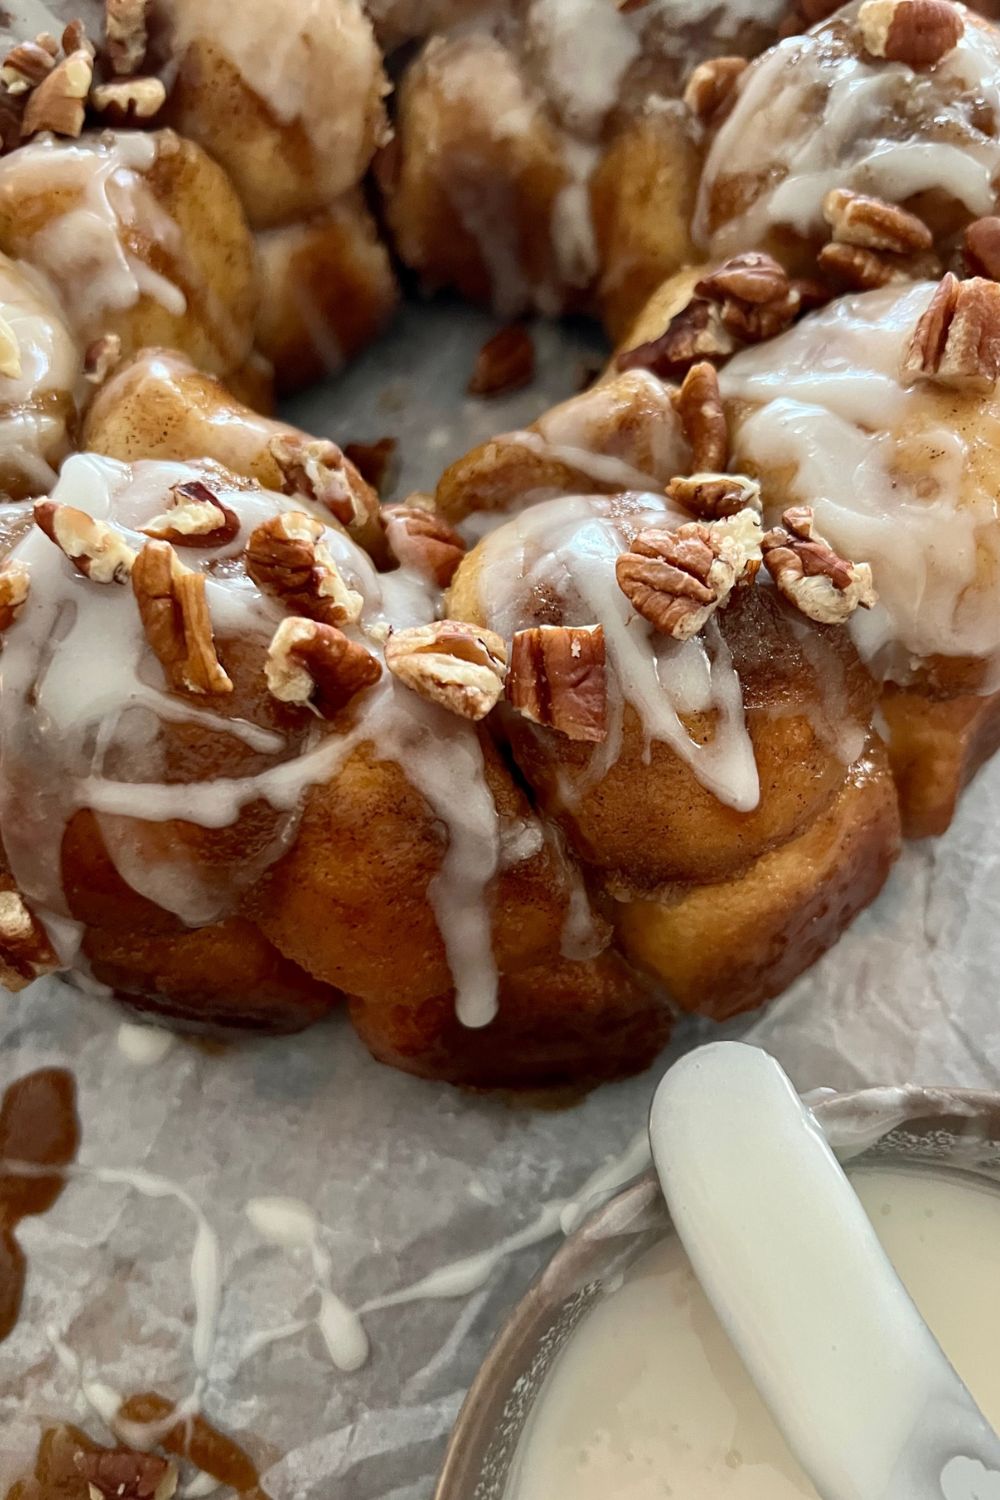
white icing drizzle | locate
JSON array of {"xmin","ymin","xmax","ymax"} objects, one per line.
[
  {"xmin": 0, "ymin": 452, "xmax": 502, "ymax": 1025},
  {"xmin": 0, "ymin": 253, "xmax": 81, "ymax": 493},
  {"xmin": 0, "ymin": 133, "xmax": 187, "ymax": 334},
  {"xmin": 477, "ymin": 492, "xmax": 760, "ymax": 810},
  {"xmin": 116, "ymin": 1021, "xmax": 179, "ymax": 1065},
  {"xmin": 722, "ymin": 281, "xmax": 1000, "ymax": 679},
  {"xmin": 525, "ymin": 0, "xmax": 640, "ymax": 137},
  {"xmin": 696, "ymin": 4, "xmax": 1000, "ymax": 256}
]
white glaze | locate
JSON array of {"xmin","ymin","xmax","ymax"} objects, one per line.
[
  {"xmin": 0, "ymin": 253, "xmax": 81, "ymax": 494},
  {"xmin": 116, "ymin": 1021, "xmax": 178, "ymax": 1065},
  {"xmin": 506, "ymin": 1164, "xmax": 1000, "ymax": 1500},
  {"xmin": 650, "ymin": 1043, "xmax": 1000, "ymax": 1500},
  {"xmin": 0, "ymin": 133, "xmax": 188, "ymax": 337},
  {"xmin": 722, "ymin": 281, "xmax": 1000, "ymax": 680},
  {"xmin": 696, "ymin": 3, "xmax": 1000, "ymax": 257},
  {"xmin": 475, "ymin": 491, "xmax": 761, "ymax": 810}
]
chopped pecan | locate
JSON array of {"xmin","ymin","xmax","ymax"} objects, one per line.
[
  {"xmin": 21, "ymin": 47, "xmax": 92, "ymax": 137},
  {"xmin": 382, "ymin": 503, "xmax": 466, "ymax": 587},
  {"xmin": 0, "ymin": 560, "xmax": 29, "ymax": 629},
  {"xmin": 343, "ymin": 437, "xmax": 397, "ymax": 493},
  {"xmin": 0, "ymin": 886, "xmax": 58, "ymax": 990},
  {"xmin": 34, "ymin": 501, "xmax": 136, "ymax": 583},
  {"xmin": 695, "ymin": 252, "xmax": 789, "ymax": 307},
  {"xmin": 817, "ymin": 241, "xmax": 898, "ymax": 290},
  {"xmin": 615, "ymin": 509, "xmax": 762, "ymax": 641},
  {"xmin": 964, "ymin": 217, "xmax": 1000, "ymax": 281},
  {"xmin": 902, "ymin": 273, "xmax": 1000, "ymax": 389},
  {"xmin": 857, "ymin": 0, "xmax": 963, "ymax": 66},
  {"xmin": 719, "ymin": 288, "xmax": 802, "ymax": 342},
  {"xmin": 141, "ymin": 480, "xmax": 240, "ymax": 548},
  {"xmin": 89, "ymin": 74, "xmax": 165, "ymax": 121},
  {"xmin": 104, "ymin": 0, "xmax": 149, "ymax": 76},
  {"xmin": 77, "ymin": 1450, "xmax": 177, "ymax": 1500},
  {"xmin": 666, "ymin": 472, "xmax": 762, "ymax": 521},
  {"xmin": 61, "ymin": 20, "xmax": 94, "ymax": 57},
  {"xmin": 616, "ymin": 298, "xmax": 738, "ymax": 381},
  {"xmin": 385, "ymin": 620, "xmax": 507, "ymax": 721},
  {"xmin": 467, "ymin": 324, "xmax": 536, "ymax": 397},
  {"xmin": 0, "ymin": 311, "xmax": 20, "ymax": 379},
  {"xmin": 822, "ymin": 188, "xmax": 932, "ymax": 254},
  {"xmin": 506, "ymin": 625, "xmax": 606, "ymax": 743},
  {"xmin": 131, "ymin": 541, "xmax": 233, "ymax": 695},
  {"xmin": 265, "ymin": 616, "xmax": 381, "ymax": 719},
  {"xmin": 267, "ymin": 434, "xmax": 379, "ymax": 538},
  {"xmin": 246, "ymin": 511, "xmax": 363, "ymax": 626},
  {"xmin": 682, "ymin": 55, "xmax": 747, "ymax": 126},
  {"xmin": 83, "ymin": 332, "xmax": 122, "ymax": 384},
  {"xmin": 762, "ymin": 506, "xmax": 876, "ymax": 623},
  {"xmin": 673, "ymin": 361, "xmax": 728, "ymax": 473},
  {"xmin": 1, "ymin": 40, "xmax": 56, "ymax": 93}
]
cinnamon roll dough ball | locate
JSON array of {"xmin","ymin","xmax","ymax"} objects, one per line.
[
  {"xmin": 380, "ymin": 32, "xmax": 577, "ymax": 313},
  {"xmin": 0, "ymin": 130, "xmax": 258, "ymax": 376},
  {"xmin": 720, "ymin": 277, "xmax": 1000, "ymax": 833},
  {"xmin": 156, "ymin": 0, "xmax": 389, "ymax": 227},
  {"xmin": 82, "ymin": 348, "xmax": 386, "ymax": 560},
  {"xmin": 449, "ymin": 492, "xmax": 880, "ymax": 890},
  {"xmin": 254, "ymin": 194, "xmax": 399, "ymax": 394},
  {"xmin": 434, "ymin": 369, "xmax": 690, "ymax": 525},
  {"xmin": 695, "ymin": 0, "xmax": 1000, "ymax": 269},
  {"xmin": 0, "ymin": 253, "xmax": 82, "ymax": 501}
]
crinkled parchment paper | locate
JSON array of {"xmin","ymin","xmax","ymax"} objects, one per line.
[{"xmin": 2, "ymin": 303, "xmax": 1000, "ymax": 1499}]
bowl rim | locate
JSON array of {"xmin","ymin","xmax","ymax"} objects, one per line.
[{"xmin": 433, "ymin": 1080, "xmax": 1000, "ymax": 1500}]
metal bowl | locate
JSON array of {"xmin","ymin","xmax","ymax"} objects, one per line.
[{"xmin": 434, "ymin": 1083, "xmax": 1000, "ymax": 1500}]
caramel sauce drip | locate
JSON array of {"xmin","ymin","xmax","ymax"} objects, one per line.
[
  {"xmin": 7, "ymin": 1400, "xmax": 271, "ymax": 1500},
  {"xmin": 0, "ymin": 1068, "xmax": 79, "ymax": 1341},
  {"xmin": 118, "ymin": 1395, "xmax": 269, "ymax": 1498}
]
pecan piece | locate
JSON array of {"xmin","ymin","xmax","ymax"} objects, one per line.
[
  {"xmin": 89, "ymin": 75, "xmax": 165, "ymax": 121},
  {"xmin": 382, "ymin": 503, "xmax": 466, "ymax": 587},
  {"xmin": 77, "ymin": 1450, "xmax": 177, "ymax": 1500},
  {"xmin": 822, "ymin": 188, "xmax": 932, "ymax": 254},
  {"xmin": 21, "ymin": 48, "xmax": 93, "ymax": 137},
  {"xmin": 265, "ymin": 616, "xmax": 381, "ymax": 719},
  {"xmin": 683, "ymin": 55, "xmax": 747, "ymax": 126},
  {"xmin": 817, "ymin": 241, "xmax": 898, "ymax": 290},
  {"xmin": 83, "ymin": 332, "xmax": 122, "ymax": 385},
  {"xmin": 385, "ymin": 620, "xmax": 507, "ymax": 721},
  {"xmin": 695, "ymin": 252, "xmax": 789, "ymax": 307},
  {"xmin": 616, "ymin": 298, "xmax": 738, "ymax": 381},
  {"xmin": 1, "ymin": 40, "xmax": 56, "ymax": 94},
  {"xmin": 0, "ymin": 886, "xmax": 58, "ymax": 990},
  {"xmin": 858, "ymin": 0, "xmax": 963, "ymax": 66},
  {"xmin": 506, "ymin": 625, "xmax": 606, "ymax": 743},
  {"xmin": 902, "ymin": 273, "xmax": 1000, "ymax": 389},
  {"xmin": 343, "ymin": 437, "xmax": 397, "ymax": 493},
  {"xmin": 616, "ymin": 509, "xmax": 762, "ymax": 640},
  {"xmin": 666, "ymin": 472, "xmax": 762, "ymax": 521},
  {"xmin": 673, "ymin": 361, "xmax": 728, "ymax": 473},
  {"xmin": 467, "ymin": 324, "xmax": 535, "ymax": 396},
  {"xmin": 132, "ymin": 541, "xmax": 233, "ymax": 695},
  {"xmin": 964, "ymin": 217, "xmax": 1000, "ymax": 281},
  {"xmin": 267, "ymin": 434, "xmax": 379, "ymax": 538},
  {"xmin": 104, "ymin": 0, "xmax": 149, "ymax": 76},
  {"xmin": 141, "ymin": 480, "xmax": 239, "ymax": 548},
  {"xmin": 0, "ymin": 561, "xmax": 29, "ymax": 629},
  {"xmin": 762, "ymin": 506, "xmax": 876, "ymax": 623},
  {"xmin": 34, "ymin": 501, "xmax": 136, "ymax": 583},
  {"xmin": 246, "ymin": 511, "xmax": 363, "ymax": 626}
]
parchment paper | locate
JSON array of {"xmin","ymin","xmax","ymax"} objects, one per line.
[{"xmin": 2, "ymin": 301, "xmax": 999, "ymax": 1499}]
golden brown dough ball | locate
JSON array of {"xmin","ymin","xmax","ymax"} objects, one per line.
[
  {"xmin": 254, "ymin": 193, "xmax": 399, "ymax": 394},
  {"xmin": 156, "ymin": 0, "xmax": 389, "ymax": 227},
  {"xmin": 0, "ymin": 129, "xmax": 258, "ymax": 376}
]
